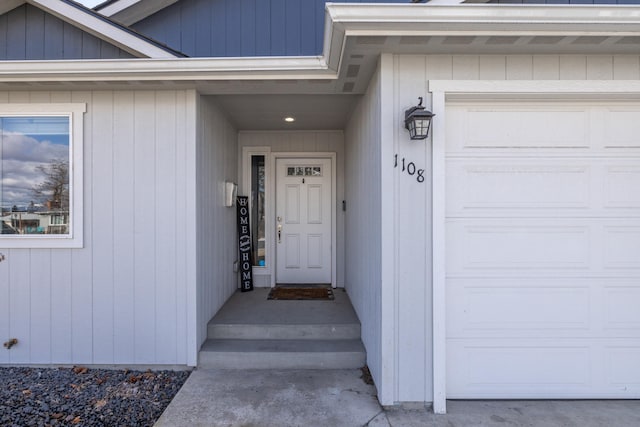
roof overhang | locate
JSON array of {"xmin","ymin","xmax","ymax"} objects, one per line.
[
  {"xmin": 95, "ymin": 0, "xmax": 178, "ymax": 26},
  {"xmin": 2, "ymin": 0, "xmax": 181, "ymax": 58},
  {"xmin": 2, "ymin": 4, "xmax": 640, "ymax": 92}
]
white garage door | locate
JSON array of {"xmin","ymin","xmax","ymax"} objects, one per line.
[{"xmin": 446, "ymin": 100, "xmax": 640, "ymax": 399}]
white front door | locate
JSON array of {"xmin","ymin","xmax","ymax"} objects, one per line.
[{"xmin": 276, "ymin": 158, "xmax": 332, "ymax": 284}]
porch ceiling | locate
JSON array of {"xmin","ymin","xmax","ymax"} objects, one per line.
[{"xmin": 211, "ymin": 94, "xmax": 360, "ymax": 131}]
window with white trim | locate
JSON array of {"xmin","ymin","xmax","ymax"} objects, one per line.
[{"xmin": 0, "ymin": 104, "xmax": 86, "ymax": 248}]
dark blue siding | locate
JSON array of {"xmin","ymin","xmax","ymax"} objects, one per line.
[
  {"xmin": 211, "ymin": 0, "xmax": 226, "ymax": 56},
  {"xmin": 26, "ymin": 3, "xmax": 45, "ymax": 59},
  {"xmin": 133, "ymin": 0, "xmax": 411, "ymax": 57},
  {"xmin": 226, "ymin": 0, "xmax": 241, "ymax": 56},
  {"xmin": 241, "ymin": 0, "xmax": 256, "ymax": 56},
  {"xmin": 255, "ymin": 0, "xmax": 271, "ymax": 55},
  {"xmin": 270, "ymin": 0, "xmax": 287, "ymax": 55},
  {"xmin": 0, "ymin": 4, "xmax": 134, "ymax": 60}
]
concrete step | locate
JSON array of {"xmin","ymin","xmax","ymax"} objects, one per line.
[
  {"xmin": 198, "ymin": 338, "xmax": 366, "ymax": 369},
  {"xmin": 207, "ymin": 322, "xmax": 361, "ymax": 341}
]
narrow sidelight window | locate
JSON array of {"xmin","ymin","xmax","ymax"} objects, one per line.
[{"xmin": 251, "ymin": 155, "xmax": 266, "ymax": 267}]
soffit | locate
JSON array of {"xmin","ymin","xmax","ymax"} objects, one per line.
[{"xmin": 95, "ymin": 0, "xmax": 179, "ymax": 26}]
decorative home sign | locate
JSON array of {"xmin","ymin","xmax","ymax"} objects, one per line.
[{"xmin": 236, "ymin": 196, "xmax": 254, "ymax": 292}]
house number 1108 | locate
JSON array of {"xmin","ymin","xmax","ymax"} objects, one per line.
[{"xmin": 394, "ymin": 154, "xmax": 425, "ymax": 183}]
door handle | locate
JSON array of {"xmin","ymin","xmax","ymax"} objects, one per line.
[{"xmin": 277, "ymin": 224, "xmax": 282, "ymax": 243}]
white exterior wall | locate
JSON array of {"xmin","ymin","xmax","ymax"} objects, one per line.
[
  {"xmin": 238, "ymin": 130, "xmax": 345, "ymax": 287},
  {"xmin": 388, "ymin": 54, "xmax": 640, "ymax": 404},
  {"xmin": 344, "ymin": 67, "xmax": 384, "ymax": 395},
  {"xmin": 196, "ymin": 96, "xmax": 238, "ymax": 348},
  {"xmin": 0, "ymin": 90, "xmax": 198, "ymax": 366}
]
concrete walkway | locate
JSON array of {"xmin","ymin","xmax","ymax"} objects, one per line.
[{"xmin": 155, "ymin": 368, "xmax": 640, "ymax": 427}]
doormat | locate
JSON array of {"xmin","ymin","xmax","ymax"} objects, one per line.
[{"xmin": 267, "ymin": 287, "xmax": 334, "ymax": 300}]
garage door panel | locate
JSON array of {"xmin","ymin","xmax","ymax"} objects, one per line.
[
  {"xmin": 448, "ymin": 219, "xmax": 640, "ymax": 276},
  {"xmin": 446, "ymin": 284, "xmax": 591, "ymax": 335},
  {"xmin": 603, "ymin": 226, "xmax": 640, "ymax": 270},
  {"xmin": 605, "ymin": 288, "xmax": 640, "ymax": 329},
  {"xmin": 448, "ymin": 339, "xmax": 640, "ymax": 398},
  {"xmin": 446, "ymin": 100, "xmax": 640, "ymax": 399},
  {"xmin": 446, "ymin": 277, "xmax": 640, "ymax": 338},
  {"xmin": 447, "ymin": 159, "xmax": 640, "ymax": 218},
  {"xmin": 447, "ymin": 341, "xmax": 592, "ymax": 398},
  {"xmin": 446, "ymin": 159, "xmax": 590, "ymax": 212},
  {"xmin": 446, "ymin": 106, "xmax": 590, "ymax": 151},
  {"xmin": 607, "ymin": 347, "xmax": 640, "ymax": 386},
  {"xmin": 604, "ymin": 108, "xmax": 640, "ymax": 148},
  {"xmin": 447, "ymin": 220, "xmax": 591, "ymax": 272},
  {"xmin": 604, "ymin": 165, "xmax": 640, "ymax": 208}
]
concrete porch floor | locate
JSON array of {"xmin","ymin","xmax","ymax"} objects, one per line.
[
  {"xmin": 155, "ymin": 368, "xmax": 640, "ymax": 427},
  {"xmin": 208, "ymin": 287, "xmax": 359, "ymax": 326},
  {"xmin": 156, "ymin": 289, "xmax": 640, "ymax": 426},
  {"xmin": 198, "ymin": 287, "xmax": 366, "ymax": 369}
]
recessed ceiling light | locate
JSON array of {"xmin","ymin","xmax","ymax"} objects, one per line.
[{"xmin": 284, "ymin": 116, "xmax": 295, "ymax": 123}]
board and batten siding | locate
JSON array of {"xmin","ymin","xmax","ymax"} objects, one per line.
[
  {"xmin": 0, "ymin": 4, "xmax": 134, "ymax": 60},
  {"xmin": 196, "ymin": 96, "xmax": 238, "ymax": 348},
  {"xmin": 387, "ymin": 53, "xmax": 640, "ymax": 404},
  {"xmin": 238, "ymin": 130, "xmax": 345, "ymax": 288},
  {"xmin": 344, "ymin": 66, "xmax": 384, "ymax": 398},
  {"xmin": 132, "ymin": 0, "xmax": 407, "ymax": 58},
  {"xmin": 0, "ymin": 90, "xmax": 197, "ymax": 366}
]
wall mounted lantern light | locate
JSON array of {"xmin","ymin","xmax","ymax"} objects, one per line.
[{"xmin": 404, "ymin": 97, "xmax": 435, "ymax": 140}]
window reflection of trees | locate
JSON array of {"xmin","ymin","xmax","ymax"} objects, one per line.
[{"xmin": 0, "ymin": 117, "xmax": 70, "ymax": 235}]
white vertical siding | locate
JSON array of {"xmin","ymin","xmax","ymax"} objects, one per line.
[
  {"xmin": 92, "ymin": 91, "xmax": 114, "ymax": 365},
  {"xmin": 196, "ymin": 96, "xmax": 238, "ymax": 349},
  {"xmin": 0, "ymin": 90, "xmax": 196, "ymax": 366},
  {"xmin": 155, "ymin": 91, "xmax": 180, "ymax": 364},
  {"xmin": 71, "ymin": 91, "xmax": 94, "ymax": 364},
  {"xmin": 238, "ymin": 130, "xmax": 345, "ymax": 287},
  {"xmin": 344, "ymin": 67, "xmax": 383, "ymax": 394},
  {"xmin": 112, "ymin": 91, "xmax": 135, "ymax": 364},
  {"xmin": 389, "ymin": 54, "xmax": 640, "ymax": 404},
  {"xmin": 393, "ymin": 56, "xmax": 432, "ymax": 403}
]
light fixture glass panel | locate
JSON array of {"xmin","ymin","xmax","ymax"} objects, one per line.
[{"xmin": 416, "ymin": 118, "xmax": 429, "ymax": 137}]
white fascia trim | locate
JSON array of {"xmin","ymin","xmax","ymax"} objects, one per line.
[
  {"xmin": 98, "ymin": 0, "xmax": 179, "ymax": 26},
  {"xmin": 27, "ymin": 0, "xmax": 179, "ymax": 58},
  {"xmin": 325, "ymin": 4, "xmax": 640, "ymax": 35},
  {"xmin": 428, "ymin": 80, "xmax": 640, "ymax": 94},
  {"xmin": 327, "ymin": 4, "xmax": 640, "ymax": 25},
  {"xmin": 0, "ymin": 56, "xmax": 331, "ymax": 82}
]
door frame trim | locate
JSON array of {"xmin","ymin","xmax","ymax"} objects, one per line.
[{"xmin": 271, "ymin": 152, "xmax": 337, "ymax": 288}]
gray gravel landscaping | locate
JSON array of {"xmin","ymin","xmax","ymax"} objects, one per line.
[{"xmin": 0, "ymin": 366, "xmax": 190, "ymax": 427}]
